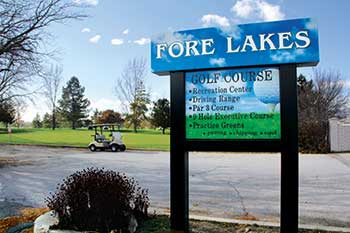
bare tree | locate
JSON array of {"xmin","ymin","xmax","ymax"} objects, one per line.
[
  {"xmin": 298, "ymin": 69, "xmax": 349, "ymax": 153},
  {"xmin": 13, "ymin": 98, "xmax": 27, "ymax": 127},
  {"xmin": 115, "ymin": 57, "xmax": 150, "ymax": 132},
  {"xmin": 0, "ymin": 57, "xmax": 35, "ymax": 103},
  {"xmin": 42, "ymin": 64, "xmax": 63, "ymax": 130},
  {"xmin": 313, "ymin": 69, "xmax": 349, "ymax": 119},
  {"xmin": 0, "ymin": 0, "xmax": 87, "ymax": 103},
  {"xmin": 115, "ymin": 57, "xmax": 148, "ymax": 112}
]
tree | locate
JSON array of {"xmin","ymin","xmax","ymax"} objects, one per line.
[
  {"xmin": 98, "ymin": 110, "xmax": 124, "ymax": 125},
  {"xmin": 298, "ymin": 69, "xmax": 349, "ymax": 153},
  {"xmin": 42, "ymin": 65, "xmax": 63, "ymax": 130},
  {"xmin": 42, "ymin": 113, "xmax": 52, "ymax": 128},
  {"xmin": 32, "ymin": 113, "xmax": 43, "ymax": 128},
  {"xmin": 115, "ymin": 57, "xmax": 148, "ymax": 112},
  {"xmin": 115, "ymin": 58, "xmax": 150, "ymax": 132},
  {"xmin": 0, "ymin": 0, "xmax": 87, "ymax": 104},
  {"xmin": 91, "ymin": 108, "xmax": 101, "ymax": 124},
  {"xmin": 0, "ymin": 101, "xmax": 16, "ymax": 127},
  {"xmin": 125, "ymin": 82, "xmax": 150, "ymax": 132},
  {"xmin": 58, "ymin": 76, "xmax": 90, "ymax": 129},
  {"xmin": 151, "ymin": 98, "xmax": 170, "ymax": 134},
  {"xmin": 13, "ymin": 99, "xmax": 26, "ymax": 128}
]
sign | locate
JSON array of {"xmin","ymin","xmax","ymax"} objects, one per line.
[
  {"xmin": 151, "ymin": 18, "xmax": 319, "ymax": 75},
  {"xmin": 151, "ymin": 17, "xmax": 318, "ymax": 233},
  {"xmin": 186, "ymin": 67, "xmax": 280, "ymax": 139}
]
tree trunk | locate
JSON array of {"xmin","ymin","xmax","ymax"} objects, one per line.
[
  {"xmin": 72, "ymin": 121, "xmax": 76, "ymax": 130},
  {"xmin": 52, "ymin": 110, "xmax": 56, "ymax": 130},
  {"xmin": 162, "ymin": 127, "xmax": 165, "ymax": 134}
]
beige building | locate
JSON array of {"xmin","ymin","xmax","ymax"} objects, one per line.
[{"xmin": 329, "ymin": 118, "xmax": 350, "ymax": 152}]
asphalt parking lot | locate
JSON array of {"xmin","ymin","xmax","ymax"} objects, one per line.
[{"xmin": 0, "ymin": 145, "xmax": 349, "ymax": 228}]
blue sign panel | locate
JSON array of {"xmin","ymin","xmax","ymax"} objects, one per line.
[{"xmin": 151, "ymin": 18, "xmax": 319, "ymax": 75}]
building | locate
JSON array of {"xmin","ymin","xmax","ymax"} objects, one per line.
[{"xmin": 329, "ymin": 118, "xmax": 350, "ymax": 152}]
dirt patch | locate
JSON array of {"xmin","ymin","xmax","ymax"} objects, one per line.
[
  {"xmin": 238, "ymin": 216, "xmax": 259, "ymax": 221},
  {"xmin": 0, "ymin": 207, "xmax": 49, "ymax": 233}
]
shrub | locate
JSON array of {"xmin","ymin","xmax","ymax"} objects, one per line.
[{"xmin": 46, "ymin": 167, "xmax": 149, "ymax": 233}]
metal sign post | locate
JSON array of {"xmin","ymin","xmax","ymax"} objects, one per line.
[
  {"xmin": 280, "ymin": 65, "xmax": 299, "ymax": 233},
  {"xmin": 170, "ymin": 72, "xmax": 189, "ymax": 232}
]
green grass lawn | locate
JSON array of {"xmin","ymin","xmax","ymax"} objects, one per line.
[{"xmin": 0, "ymin": 128, "xmax": 170, "ymax": 150}]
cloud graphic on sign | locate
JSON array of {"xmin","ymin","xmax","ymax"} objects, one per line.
[
  {"xmin": 209, "ymin": 58, "xmax": 226, "ymax": 67},
  {"xmin": 218, "ymin": 24, "xmax": 242, "ymax": 39},
  {"xmin": 270, "ymin": 49, "xmax": 305, "ymax": 62},
  {"xmin": 305, "ymin": 19, "xmax": 317, "ymax": 31}
]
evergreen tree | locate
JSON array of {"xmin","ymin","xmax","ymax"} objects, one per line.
[
  {"xmin": 0, "ymin": 101, "xmax": 16, "ymax": 127},
  {"xmin": 32, "ymin": 113, "xmax": 42, "ymax": 128},
  {"xmin": 58, "ymin": 76, "xmax": 90, "ymax": 129},
  {"xmin": 42, "ymin": 113, "xmax": 52, "ymax": 128},
  {"xmin": 91, "ymin": 108, "xmax": 101, "ymax": 124},
  {"xmin": 151, "ymin": 98, "xmax": 170, "ymax": 134}
]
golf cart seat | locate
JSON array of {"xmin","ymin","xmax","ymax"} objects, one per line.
[
  {"xmin": 112, "ymin": 132, "xmax": 122, "ymax": 141},
  {"xmin": 95, "ymin": 134, "xmax": 106, "ymax": 142}
]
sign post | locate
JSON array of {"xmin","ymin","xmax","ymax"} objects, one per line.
[
  {"xmin": 151, "ymin": 18, "xmax": 319, "ymax": 233},
  {"xmin": 170, "ymin": 72, "xmax": 189, "ymax": 232},
  {"xmin": 280, "ymin": 65, "xmax": 299, "ymax": 232}
]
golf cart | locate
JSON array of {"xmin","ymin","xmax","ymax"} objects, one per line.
[{"xmin": 88, "ymin": 124, "xmax": 126, "ymax": 152}]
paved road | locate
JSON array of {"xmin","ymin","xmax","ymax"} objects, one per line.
[{"xmin": 0, "ymin": 145, "xmax": 349, "ymax": 227}]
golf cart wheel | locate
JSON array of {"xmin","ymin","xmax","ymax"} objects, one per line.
[
  {"xmin": 89, "ymin": 144, "xmax": 97, "ymax": 152},
  {"xmin": 120, "ymin": 144, "xmax": 126, "ymax": 152},
  {"xmin": 111, "ymin": 144, "xmax": 118, "ymax": 152}
]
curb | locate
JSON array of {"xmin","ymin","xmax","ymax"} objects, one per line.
[
  {"xmin": 189, "ymin": 215, "xmax": 350, "ymax": 233},
  {"xmin": 149, "ymin": 208, "xmax": 350, "ymax": 232},
  {"xmin": 0, "ymin": 143, "xmax": 169, "ymax": 152}
]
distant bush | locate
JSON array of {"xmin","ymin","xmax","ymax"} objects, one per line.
[{"xmin": 46, "ymin": 167, "xmax": 149, "ymax": 233}]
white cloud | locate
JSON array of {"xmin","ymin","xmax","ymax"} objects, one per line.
[
  {"xmin": 89, "ymin": 34, "xmax": 101, "ymax": 43},
  {"xmin": 81, "ymin": 27, "xmax": 91, "ymax": 33},
  {"xmin": 73, "ymin": 0, "xmax": 98, "ymax": 6},
  {"xmin": 122, "ymin": 29, "xmax": 129, "ymax": 35},
  {"xmin": 201, "ymin": 14, "xmax": 230, "ymax": 27},
  {"xmin": 232, "ymin": 0, "xmax": 254, "ymax": 18},
  {"xmin": 209, "ymin": 58, "xmax": 226, "ymax": 67},
  {"xmin": 231, "ymin": 0, "xmax": 285, "ymax": 22},
  {"xmin": 133, "ymin": 37, "xmax": 150, "ymax": 45},
  {"xmin": 257, "ymin": 1, "xmax": 284, "ymax": 21},
  {"xmin": 111, "ymin": 38, "xmax": 124, "ymax": 45}
]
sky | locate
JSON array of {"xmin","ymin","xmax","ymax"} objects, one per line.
[{"xmin": 23, "ymin": 0, "xmax": 350, "ymax": 121}]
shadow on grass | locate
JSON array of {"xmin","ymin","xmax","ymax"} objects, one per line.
[
  {"xmin": 0, "ymin": 128, "xmax": 37, "ymax": 134},
  {"xmin": 85, "ymin": 128, "xmax": 170, "ymax": 135}
]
